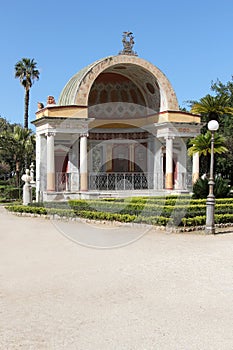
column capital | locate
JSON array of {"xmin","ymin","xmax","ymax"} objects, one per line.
[
  {"xmin": 45, "ymin": 131, "xmax": 56, "ymax": 137},
  {"xmin": 80, "ymin": 132, "xmax": 89, "ymax": 138},
  {"xmin": 164, "ymin": 136, "xmax": 174, "ymax": 141}
]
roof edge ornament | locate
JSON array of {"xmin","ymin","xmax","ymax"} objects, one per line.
[{"xmin": 118, "ymin": 31, "xmax": 138, "ymax": 56}]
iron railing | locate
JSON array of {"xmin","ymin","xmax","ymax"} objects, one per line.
[
  {"xmin": 89, "ymin": 172, "xmax": 154, "ymax": 191},
  {"xmin": 55, "ymin": 172, "xmax": 192, "ymax": 192}
]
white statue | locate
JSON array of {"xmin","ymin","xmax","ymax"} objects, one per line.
[
  {"xmin": 21, "ymin": 169, "xmax": 32, "ymax": 205},
  {"xmin": 30, "ymin": 162, "xmax": 36, "ymax": 186}
]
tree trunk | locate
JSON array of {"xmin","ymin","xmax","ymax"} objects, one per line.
[
  {"xmin": 24, "ymin": 89, "xmax": 30, "ymax": 129},
  {"xmin": 16, "ymin": 160, "xmax": 20, "ymax": 187}
]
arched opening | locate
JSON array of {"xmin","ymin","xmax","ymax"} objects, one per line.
[{"xmin": 88, "ymin": 63, "xmax": 160, "ymax": 119}]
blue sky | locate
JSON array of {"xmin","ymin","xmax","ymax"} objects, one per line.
[{"xmin": 0, "ymin": 0, "xmax": 233, "ymax": 128}]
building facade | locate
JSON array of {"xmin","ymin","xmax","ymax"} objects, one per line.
[{"xmin": 33, "ymin": 34, "xmax": 201, "ymax": 201}]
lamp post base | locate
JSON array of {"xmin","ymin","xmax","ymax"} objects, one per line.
[
  {"xmin": 205, "ymin": 193, "xmax": 215, "ymax": 234},
  {"xmin": 205, "ymin": 226, "xmax": 215, "ymax": 235}
]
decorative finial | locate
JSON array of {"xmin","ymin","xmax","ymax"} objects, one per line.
[{"xmin": 119, "ymin": 31, "xmax": 138, "ymax": 56}]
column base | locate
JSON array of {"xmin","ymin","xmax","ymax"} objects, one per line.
[
  {"xmin": 80, "ymin": 173, "xmax": 88, "ymax": 191},
  {"xmin": 192, "ymin": 173, "xmax": 199, "ymax": 184},
  {"xmin": 47, "ymin": 172, "xmax": 55, "ymax": 192},
  {"xmin": 165, "ymin": 173, "xmax": 173, "ymax": 190}
]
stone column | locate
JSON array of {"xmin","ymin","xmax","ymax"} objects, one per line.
[
  {"xmin": 153, "ymin": 139, "xmax": 163, "ymax": 190},
  {"xmin": 106, "ymin": 144, "xmax": 113, "ymax": 172},
  {"xmin": 165, "ymin": 137, "xmax": 173, "ymax": 190},
  {"xmin": 80, "ymin": 133, "xmax": 88, "ymax": 191},
  {"xmin": 176, "ymin": 140, "xmax": 187, "ymax": 189},
  {"xmin": 69, "ymin": 138, "xmax": 79, "ymax": 191},
  {"xmin": 147, "ymin": 137, "xmax": 154, "ymax": 174},
  {"xmin": 147, "ymin": 137, "xmax": 154, "ymax": 189},
  {"xmin": 35, "ymin": 134, "xmax": 42, "ymax": 201},
  {"xmin": 129, "ymin": 143, "xmax": 135, "ymax": 172},
  {"xmin": 192, "ymin": 152, "xmax": 199, "ymax": 184},
  {"xmin": 46, "ymin": 132, "xmax": 55, "ymax": 191}
]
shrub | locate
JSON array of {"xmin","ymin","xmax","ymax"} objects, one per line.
[
  {"xmin": 181, "ymin": 216, "xmax": 206, "ymax": 227},
  {"xmin": 77, "ymin": 210, "xmax": 137, "ymax": 223},
  {"xmin": 5, "ymin": 205, "xmax": 75, "ymax": 217},
  {"xmin": 5, "ymin": 196, "xmax": 233, "ymax": 229},
  {"xmin": 192, "ymin": 176, "xmax": 231, "ymax": 199},
  {"xmin": 6, "ymin": 205, "xmax": 47, "ymax": 215},
  {"xmin": 0, "ymin": 185, "xmax": 22, "ymax": 200}
]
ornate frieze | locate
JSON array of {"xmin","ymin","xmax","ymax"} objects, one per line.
[{"xmin": 89, "ymin": 131, "xmax": 149, "ymax": 141}]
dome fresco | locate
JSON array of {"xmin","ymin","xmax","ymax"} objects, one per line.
[
  {"xmin": 88, "ymin": 71, "xmax": 157, "ymax": 119},
  {"xmin": 57, "ymin": 55, "xmax": 179, "ymax": 118}
]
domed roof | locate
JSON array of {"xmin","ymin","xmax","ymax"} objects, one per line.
[
  {"xmin": 58, "ymin": 57, "xmax": 111, "ymax": 106},
  {"xmin": 58, "ymin": 55, "xmax": 179, "ymax": 113}
]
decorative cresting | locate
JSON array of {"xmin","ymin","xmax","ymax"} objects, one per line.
[
  {"xmin": 58, "ymin": 56, "xmax": 179, "ymax": 112},
  {"xmin": 119, "ymin": 31, "xmax": 138, "ymax": 56}
]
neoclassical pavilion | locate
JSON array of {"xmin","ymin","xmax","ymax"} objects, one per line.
[{"xmin": 33, "ymin": 33, "xmax": 201, "ymax": 201}]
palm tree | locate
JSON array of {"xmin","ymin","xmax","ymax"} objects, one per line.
[
  {"xmin": 15, "ymin": 58, "xmax": 40, "ymax": 129},
  {"xmin": 188, "ymin": 131, "xmax": 227, "ymax": 157},
  {"xmin": 188, "ymin": 131, "xmax": 228, "ymax": 174},
  {"xmin": 190, "ymin": 94, "xmax": 233, "ymax": 122}
]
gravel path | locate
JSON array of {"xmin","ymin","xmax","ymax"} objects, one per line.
[{"xmin": 0, "ymin": 206, "xmax": 233, "ymax": 349}]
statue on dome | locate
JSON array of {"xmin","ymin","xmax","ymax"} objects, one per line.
[
  {"xmin": 37, "ymin": 102, "xmax": 44, "ymax": 110},
  {"xmin": 119, "ymin": 31, "xmax": 138, "ymax": 56},
  {"xmin": 47, "ymin": 96, "xmax": 56, "ymax": 105}
]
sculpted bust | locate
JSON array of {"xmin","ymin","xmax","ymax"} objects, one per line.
[
  {"xmin": 47, "ymin": 96, "xmax": 56, "ymax": 105},
  {"xmin": 37, "ymin": 102, "xmax": 44, "ymax": 110}
]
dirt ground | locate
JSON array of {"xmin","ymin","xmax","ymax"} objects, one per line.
[{"xmin": 0, "ymin": 206, "xmax": 233, "ymax": 350}]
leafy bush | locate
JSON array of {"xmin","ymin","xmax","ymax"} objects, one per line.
[
  {"xmin": 192, "ymin": 176, "xmax": 230, "ymax": 199},
  {"xmin": 5, "ymin": 196, "xmax": 233, "ymax": 228},
  {"xmin": 215, "ymin": 213, "xmax": 233, "ymax": 224},
  {"xmin": 181, "ymin": 216, "xmax": 206, "ymax": 227},
  {"xmin": 6, "ymin": 205, "xmax": 47, "ymax": 215},
  {"xmin": 0, "ymin": 185, "xmax": 22, "ymax": 200},
  {"xmin": 78, "ymin": 210, "xmax": 137, "ymax": 223},
  {"xmin": 135, "ymin": 215, "xmax": 172, "ymax": 226},
  {"xmin": 5, "ymin": 205, "xmax": 75, "ymax": 217}
]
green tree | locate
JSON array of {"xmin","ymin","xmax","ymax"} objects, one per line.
[
  {"xmin": 0, "ymin": 162, "xmax": 10, "ymax": 180},
  {"xmin": 190, "ymin": 94, "xmax": 233, "ymax": 123},
  {"xmin": 0, "ymin": 125, "xmax": 35, "ymax": 186},
  {"xmin": 188, "ymin": 89, "xmax": 233, "ymax": 184},
  {"xmin": 0, "ymin": 116, "xmax": 19, "ymax": 133},
  {"xmin": 188, "ymin": 131, "xmax": 227, "ymax": 157},
  {"xmin": 188, "ymin": 131, "xmax": 227, "ymax": 174},
  {"xmin": 15, "ymin": 58, "xmax": 40, "ymax": 129},
  {"xmin": 211, "ymin": 77, "xmax": 233, "ymax": 106},
  {"xmin": 210, "ymin": 78, "xmax": 233, "ymax": 184}
]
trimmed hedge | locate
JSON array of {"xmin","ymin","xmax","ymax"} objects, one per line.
[
  {"xmin": 77, "ymin": 210, "xmax": 136, "ymax": 223},
  {"xmin": 182, "ymin": 214, "xmax": 233, "ymax": 227},
  {"xmin": 68, "ymin": 199, "xmax": 233, "ymax": 219},
  {"xmin": 5, "ymin": 205, "xmax": 75, "ymax": 217},
  {"xmin": 5, "ymin": 196, "xmax": 233, "ymax": 228}
]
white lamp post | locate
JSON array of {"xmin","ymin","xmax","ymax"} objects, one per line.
[{"xmin": 205, "ymin": 120, "xmax": 219, "ymax": 234}]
